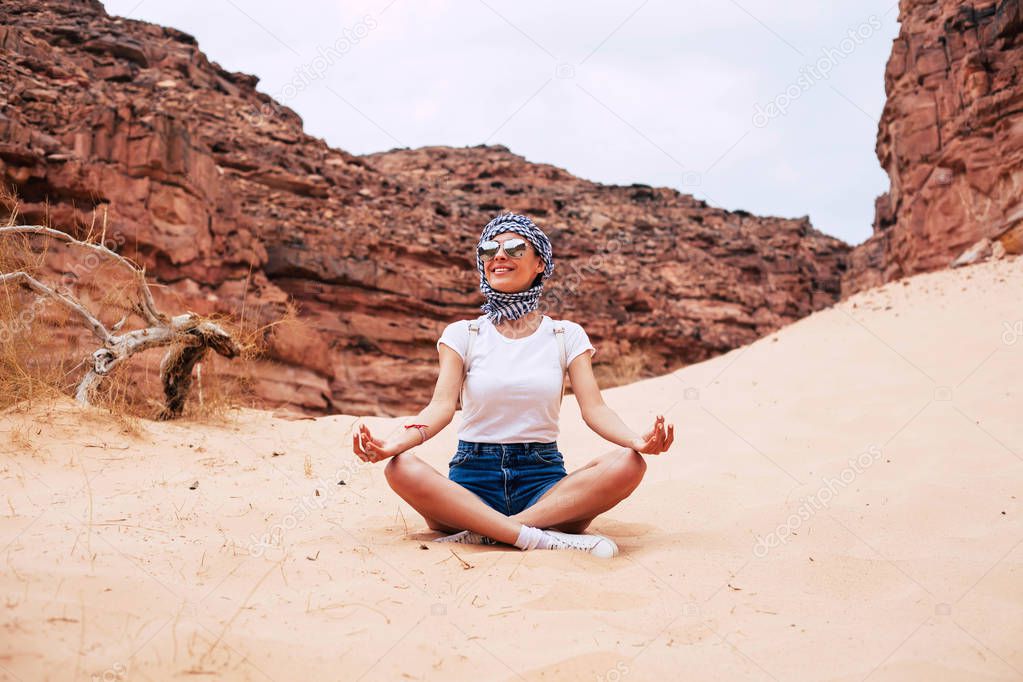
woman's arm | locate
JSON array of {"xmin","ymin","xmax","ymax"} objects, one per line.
[
  {"xmin": 354, "ymin": 344, "xmax": 463, "ymax": 462},
  {"xmin": 567, "ymin": 352, "xmax": 641, "ymax": 448},
  {"xmin": 568, "ymin": 351, "xmax": 674, "ymax": 454}
]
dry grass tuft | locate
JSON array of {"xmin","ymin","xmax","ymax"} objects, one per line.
[
  {"xmin": 6, "ymin": 420, "xmax": 35, "ymax": 453},
  {"xmin": 594, "ymin": 346, "xmax": 665, "ymax": 388}
]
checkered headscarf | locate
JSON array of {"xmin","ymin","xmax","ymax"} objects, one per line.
[{"xmin": 476, "ymin": 212, "xmax": 554, "ymax": 325}]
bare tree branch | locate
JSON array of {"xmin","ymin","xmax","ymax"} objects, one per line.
[
  {"xmin": 0, "ymin": 271, "xmax": 112, "ymax": 343},
  {"xmin": 0, "ymin": 225, "xmax": 240, "ymax": 418},
  {"xmin": 0, "ymin": 225, "xmax": 167, "ymax": 325}
]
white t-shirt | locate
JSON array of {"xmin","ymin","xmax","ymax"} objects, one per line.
[{"xmin": 436, "ymin": 315, "xmax": 596, "ymax": 444}]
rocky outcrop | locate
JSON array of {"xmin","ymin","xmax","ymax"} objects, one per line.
[
  {"xmin": 0, "ymin": 0, "xmax": 851, "ymax": 416},
  {"xmin": 843, "ymin": 0, "xmax": 1023, "ymax": 295}
]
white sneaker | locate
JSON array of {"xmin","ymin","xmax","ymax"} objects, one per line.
[
  {"xmin": 541, "ymin": 530, "xmax": 619, "ymax": 558},
  {"xmin": 433, "ymin": 530, "xmax": 500, "ymax": 546}
]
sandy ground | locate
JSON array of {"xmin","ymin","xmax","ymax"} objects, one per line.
[{"xmin": 1, "ymin": 255, "xmax": 1021, "ymax": 681}]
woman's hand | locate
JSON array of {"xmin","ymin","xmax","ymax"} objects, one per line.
[
  {"xmin": 629, "ymin": 414, "xmax": 674, "ymax": 455},
  {"xmin": 352, "ymin": 423, "xmax": 405, "ymax": 463}
]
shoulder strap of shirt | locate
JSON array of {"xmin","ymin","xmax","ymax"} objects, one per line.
[
  {"xmin": 553, "ymin": 322, "xmax": 567, "ymax": 405},
  {"xmin": 458, "ymin": 318, "xmax": 482, "ymax": 411}
]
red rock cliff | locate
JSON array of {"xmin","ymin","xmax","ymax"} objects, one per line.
[
  {"xmin": 0, "ymin": 0, "xmax": 851, "ymax": 415},
  {"xmin": 843, "ymin": 0, "xmax": 1023, "ymax": 294}
]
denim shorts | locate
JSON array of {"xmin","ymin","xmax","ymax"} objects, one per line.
[{"xmin": 448, "ymin": 440, "xmax": 568, "ymax": 516}]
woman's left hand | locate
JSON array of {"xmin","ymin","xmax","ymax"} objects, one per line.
[{"xmin": 629, "ymin": 415, "xmax": 674, "ymax": 455}]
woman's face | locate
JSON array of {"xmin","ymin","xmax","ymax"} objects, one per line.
[{"xmin": 482, "ymin": 231, "xmax": 546, "ymax": 293}]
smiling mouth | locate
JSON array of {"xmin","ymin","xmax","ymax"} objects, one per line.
[{"xmin": 492, "ymin": 268, "xmax": 515, "ymax": 275}]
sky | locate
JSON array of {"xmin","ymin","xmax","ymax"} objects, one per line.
[{"xmin": 102, "ymin": 0, "xmax": 902, "ymax": 246}]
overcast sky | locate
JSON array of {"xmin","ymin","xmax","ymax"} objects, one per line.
[{"xmin": 103, "ymin": 0, "xmax": 901, "ymax": 245}]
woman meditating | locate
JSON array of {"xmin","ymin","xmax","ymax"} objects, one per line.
[{"xmin": 352, "ymin": 212, "xmax": 674, "ymax": 558}]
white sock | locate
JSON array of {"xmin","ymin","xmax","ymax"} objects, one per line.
[{"xmin": 513, "ymin": 524, "xmax": 552, "ymax": 551}]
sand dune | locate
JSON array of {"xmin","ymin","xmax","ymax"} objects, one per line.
[{"xmin": 2, "ymin": 255, "xmax": 1021, "ymax": 681}]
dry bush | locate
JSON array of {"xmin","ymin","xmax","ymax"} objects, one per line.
[
  {"xmin": 594, "ymin": 346, "xmax": 664, "ymax": 388},
  {"xmin": 0, "ymin": 185, "xmax": 272, "ymax": 424},
  {"xmin": 164, "ymin": 296, "xmax": 299, "ymax": 423},
  {"xmin": 0, "ymin": 186, "xmax": 69, "ymax": 412}
]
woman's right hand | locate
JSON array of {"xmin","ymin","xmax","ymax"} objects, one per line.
[{"xmin": 352, "ymin": 423, "xmax": 404, "ymax": 463}]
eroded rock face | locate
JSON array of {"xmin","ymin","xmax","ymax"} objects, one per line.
[
  {"xmin": 843, "ymin": 0, "xmax": 1023, "ymax": 295},
  {"xmin": 0, "ymin": 0, "xmax": 850, "ymax": 415}
]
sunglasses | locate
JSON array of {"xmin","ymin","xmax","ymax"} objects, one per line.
[{"xmin": 477, "ymin": 237, "xmax": 530, "ymax": 261}]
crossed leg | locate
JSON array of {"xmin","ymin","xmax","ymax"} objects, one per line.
[{"xmin": 383, "ymin": 447, "xmax": 647, "ymax": 543}]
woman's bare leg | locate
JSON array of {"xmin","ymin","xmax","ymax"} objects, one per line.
[
  {"xmin": 510, "ymin": 448, "xmax": 647, "ymax": 533},
  {"xmin": 384, "ymin": 453, "xmax": 523, "ymax": 544},
  {"xmin": 384, "ymin": 448, "xmax": 647, "ymax": 541}
]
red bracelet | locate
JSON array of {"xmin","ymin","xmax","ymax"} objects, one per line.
[{"xmin": 404, "ymin": 423, "xmax": 428, "ymax": 444}]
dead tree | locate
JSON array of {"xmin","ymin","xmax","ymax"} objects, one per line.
[{"xmin": 0, "ymin": 225, "xmax": 240, "ymax": 419}]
